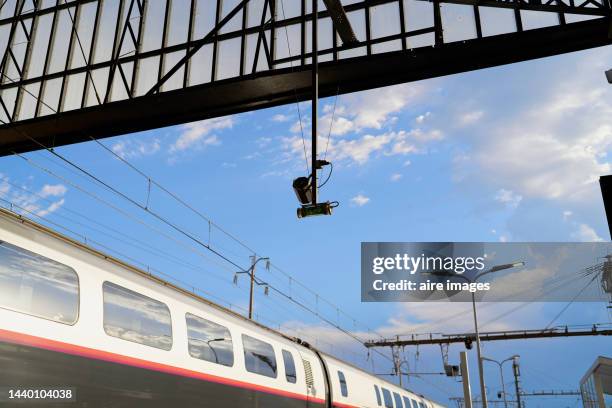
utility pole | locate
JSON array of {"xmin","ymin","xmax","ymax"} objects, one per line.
[
  {"xmin": 235, "ymin": 256, "xmax": 270, "ymax": 320},
  {"xmin": 248, "ymin": 255, "xmax": 256, "ymax": 319},
  {"xmin": 311, "ymin": 0, "xmax": 318, "ymax": 205},
  {"xmin": 460, "ymin": 351, "xmax": 473, "ymax": 408},
  {"xmin": 512, "ymin": 356, "xmax": 523, "ymax": 408}
]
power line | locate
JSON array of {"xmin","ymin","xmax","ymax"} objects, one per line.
[
  {"xmin": 88, "ymin": 135, "xmax": 383, "ymax": 339},
  {"xmin": 11, "ymin": 150, "xmax": 390, "ymax": 364},
  {"xmin": 545, "ymin": 273, "xmax": 599, "ymax": 329},
  {"xmin": 0, "ymin": 197, "xmax": 243, "ymax": 313},
  {"xmin": 2, "ymin": 40, "xmax": 380, "ymax": 347},
  {"xmin": 0, "ymin": 176, "xmax": 235, "ymax": 286},
  {"xmin": 2, "ymin": 54, "xmax": 387, "ymax": 368}
]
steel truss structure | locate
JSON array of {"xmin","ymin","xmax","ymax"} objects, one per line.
[
  {"xmin": 0, "ymin": 0, "xmax": 611, "ymax": 155},
  {"xmin": 364, "ymin": 324, "xmax": 612, "ymax": 347}
]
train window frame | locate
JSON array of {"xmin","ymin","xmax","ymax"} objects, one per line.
[
  {"xmin": 242, "ymin": 334, "xmax": 278, "ymax": 378},
  {"xmin": 338, "ymin": 370, "xmax": 348, "ymax": 397},
  {"xmin": 282, "ymin": 349, "xmax": 297, "ymax": 383},
  {"xmin": 185, "ymin": 312, "xmax": 234, "ymax": 367},
  {"xmin": 374, "ymin": 385, "xmax": 382, "ymax": 406},
  {"xmin": 382, "ymin": 388, "xmax": 394, "ymax": 408},
  {"xmin": 411, "ymin": 399, "xmax": 419, "ymax": 408},
  {"xmin": 102, "ymin": 281, "xmax": 173, "ymax": 351},
  {"xmin": 418, "ymin": 402, "xmax": 426, "ymax": 408},
  {"xmin": 0, "ymin": 241, "xmax": 79, "ymax": 325},
  {"xmin": 402, "ymin": 396, "xmax": 412, "ymax": 408},
  {"xmin": 393, "ymin": 392, "xmax": 404, "ymax": 408}
]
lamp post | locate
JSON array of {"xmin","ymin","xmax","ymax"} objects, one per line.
[
  {"xmin": 482, "ymin": 355, "xmax": 519, "ymax": 408},
  {"xmin": 426, "ymin": 261, "xmax": 525, "ymax": 408},
  {"xmin": 471, "ymin": 262, "xmax": 525, "ymax": 408}
]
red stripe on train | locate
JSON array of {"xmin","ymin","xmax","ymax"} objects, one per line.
[{"xmin": 0, "ymin": 328, "xmax": 332, "ymax": 405}]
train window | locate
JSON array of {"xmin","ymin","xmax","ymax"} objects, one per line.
[
  {"xmin": 186, "ymin": 313, "xmax": 233, "ymax": 366},
  {"xmin": 402, "ymin": 396, "xmax": 412, "ymax": 408},
  {"xmin": 282, "ymin": 350, "xmax": 297, "ymax": 383},
  {"xmin": 393, "ymin": 392, "xmax": 404, "ymax": 408},
  {"xmin": 242, "ymin": 334, "xmax": 277, "ymax": 378},
  {"xmin": 338, "ymin": 371, "xmax": 348, "ymax": 397},
  {"xmin": 0, "ymin": 241, "xmax": 78, "ymax": 325},
  {"xmin": 374, "ymin": 385, "xmax": 382, "ymax": 406},
  {"xmin": 103, "ymin": 281, "xmax": 172, "ymax": 350},
  {"xmin": 418, "ymin": 402, "xmax": 426, "ymax": 408},
  {"xmin": 411, "ymin": 399, "xmax": 419, "ymax": 408},
  {"xmin": 382, "ymin": 388, "xmax": 394, "ymax": 408}
]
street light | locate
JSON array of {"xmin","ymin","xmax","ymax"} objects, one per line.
[
  {"xmin": 482, "ymin": 355, "xmax": 519, "ymax": 408},
  {"xmin": 425, "ymin": 261, "xmax": 525, "ymax": 408}
]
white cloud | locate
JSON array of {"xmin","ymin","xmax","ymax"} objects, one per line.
[
  {"xmin": 112, "ymin": 138, "xmax": 160, "ymax": 159},
  {"xmin": 272, "ymin": 113, "xmax": 291, "ymax": 122},
  {"xmin": 256, "ymin": 137, "xmax": 272, "ymax": 147},
  {"xmin": 571, "ymin": 223, "xmax": 604, "ymax": 242},
  {"xmin": 170, "ymin": 116, "xmax": 233, "ymax": 152},
  {"xmin": 403, "ymin": 160, "xmax": 411, "ymax": 167},
  {"xmin": 562, "ymin": 210, "xmax": 573, "ymax": 221},
  {"xmin": 36, "ymin": 198, "xmax": 65, "ymax": 217},
  {"xmin": 390, "ymin": 173, "xmax": 402, "ymax": 182},
  {"xmin": 457, "ymin": 110, "xmax": 483, "ymax": 126},
  {"xmin": 345, "ymin": 84, "xmax": 425, "ymax": 130},
  {"xmin": 494, "ymin": 188, "xmax": 523, "ymax": 209},
  {"xmin": 40, "ymin": 184, "xmax": 67, "ymax": 198},
  {"xmin": 350, "ymin": 194, "xmax": 370, "ymax": 207},
  {"xmin": 454, "ymin": 52, "xmax": 612, "ymax": 204},
  {"xmin": 290, "ymin": 118, "xmax": 308, "ymax": 134},
  {"xmin": 313, "ymin": 84, "xmax": 428, "ymax": 138},
  {"xmin": 415, "ymin": 112, "xmax": 431, "ymax": 124},
  {"xmin": 333, "ymin": 133, "xmax": 395, "ymax": 164},
  {"xmin": 0, "ymin": 175, "xmax": 10, "ymax": 197},
  {"xmin": 475, "ymin": 131, "xmax": 610, "ymax": 201},
  {"xmin": 1, "ymin": 179, "xmax": 68, "ymax": 218},
  {"xmin": 281, "ymin": 128, "xmax": 440, "ymax": 167}
]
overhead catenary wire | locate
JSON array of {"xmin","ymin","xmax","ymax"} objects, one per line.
[
  {"xmin": 11, "ymin": 149, "xmax": 392, "ymax": 364},
  {"xmin": 544, "ymin": 273, "xmax": 599, "ymax": 329},
  {"xmin": 88, "ymin": 136, "xmax": 381, "ymax": 338},
  {"xmin": 0, "ymin": 176, "xmax": 236, "ymax": 286},
  {"xmin": 0, "ymin": 197, "xmax": 249, "ymax": 314},
  {"xmin": 1, "ymin": 192, "xmax": 387, "ymax": 365},
  {"xmin": 323, "ymin": 85, "xmax": 340, "ymax": 162},
  {"xmin": 3, "ymin": 41, "xmax": 389, "ymax": 367},
  {"xmin": 88, "ymin": 135, "xmax": 256, "ymax": 255},
  {"xmin": 12, "ymin": 152, "xmax": 238, "ymax": 274},
  {"xmin": 2, "ymin": 21, "xmax": 379, "ymax": 346}
]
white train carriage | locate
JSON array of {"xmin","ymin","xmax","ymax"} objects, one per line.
[{"xmin": 0, "ymin": 207, "xmax": 445, "ymax": 408}]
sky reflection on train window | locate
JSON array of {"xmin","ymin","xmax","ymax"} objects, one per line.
[
  {"xmin": 0, "ymin": 241, "xmax": 78, "ymax": 324},
  {"xmin": 186, "ymin": 312, "xmax": 234, "ymax": 366},
  {"xmin": 242, "ymin": 334, "xmax": 277, "ymax": 378},
  {"xmin": 103, "ymin": 281, "xmax": 172, "ymax": 350}
]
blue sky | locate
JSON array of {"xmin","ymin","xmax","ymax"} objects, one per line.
[{"xmin": 1, "ymin": 44, "xmax": 612, "ymax": 407}]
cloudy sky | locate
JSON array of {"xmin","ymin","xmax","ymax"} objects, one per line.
[{"xmin": 1, "ymin": 40, "xmax": 612, "ymax": 406}]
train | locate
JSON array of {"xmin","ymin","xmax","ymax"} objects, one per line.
[{"xmin": 0, "ymin": 207, "xmax": 445, "ymax": 408}]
